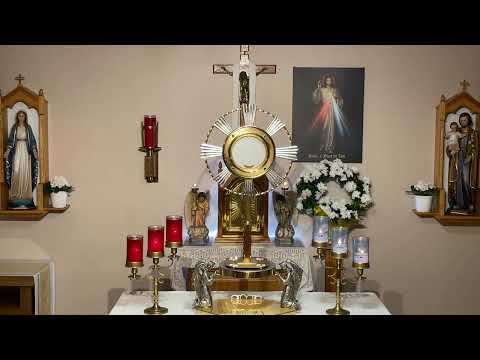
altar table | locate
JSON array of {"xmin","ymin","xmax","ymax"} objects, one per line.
[{"xmin": 109, "ymin": 291, "xmax": 391, "ymax": 315}]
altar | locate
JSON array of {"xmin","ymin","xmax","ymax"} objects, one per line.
[{"xmin": 109, "ymin": 290, "xmax": 390, "ymax": 315}]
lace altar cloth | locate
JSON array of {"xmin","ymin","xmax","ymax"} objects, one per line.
[{"xmin": 170, "ymin": 242, "xmax": 314, "ymax": 291}]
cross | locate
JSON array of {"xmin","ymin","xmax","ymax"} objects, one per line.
[
  {"xmin": 460, "ymin": 80, "xmax": 470, "ymax": 92},
  {"xmin": 213, "ymin": 45, "xmax": 276, "ymax": 76},
  {"xmin": 15, "ymin": 73, "xmax": 25, "ymax": 86}
]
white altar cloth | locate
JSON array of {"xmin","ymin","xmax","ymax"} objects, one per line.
[
  {"xmin": 109, "ymin": 291, "xmax": 391, "ymax": 315},
  {"xmin": 171, "ymin": 243, "xmax": 313, "ymax": 291}
]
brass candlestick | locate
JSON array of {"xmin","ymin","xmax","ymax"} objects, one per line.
[
  {"xmin": 326, "ymin": 254, "xmax": 350, "ymax": 316},
  {"xmin": 125, "ymin": 260, "xmax": 144, "ymax": 280},
  {"xmin": 313, "ymin": 243, "xmax": 330, "ymax": 263},
  {"xmin": 166, "ymin": 243, "xmax": 182, "ymax": 265},
  {"xmin": 144, "ymin": 256, "xmax": 168, "ymax": 315}
]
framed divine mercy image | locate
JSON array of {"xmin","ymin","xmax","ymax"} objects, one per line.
[{"xmin": 292, "ymin": 67, "xmax": 365, "ymax": 163}]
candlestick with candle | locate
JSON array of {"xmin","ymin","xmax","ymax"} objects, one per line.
[
  {"xmin": 352, "ymin": 236, "xmax": 370, "ymax": 280},
  {"xmin": 138, "ymin": 115, "xmax": 162, "ymax": 183},
  {"xmin": 125, "ymin": 235, "xmax": 144, "ymax": 279},
  {"xmin": 144, "ymin": 231, "xmax": 168, "ymax": 315},
  {"xmin": 326, "ymin": 226, "xmax": 349, "ymax": 315},
  {"xmin": 166, "ymin": 215, "xmax": 183, "ymax": 263}
]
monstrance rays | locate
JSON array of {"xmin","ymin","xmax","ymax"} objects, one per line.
[
  {"xmin": 275, "ymin": 145, "xmax": 299, "ymax": 161},
  {"xmin": 266, "ymin": 115, "xmax": 285, "ymax": 137},
  {"xmin": 200, "ymin": 144, "xmax": 223, "ymax": 159},
  {"xmin": 213, "ymin": 166, "xmax": 232, "ymax": 187},
  {"xmin": 242, "ymin": 103, "xmax": 256, "ymax": 126},
  {"xmin": 214, "ymin": 116, "xmax": 233, "ymax": 135},
  {"xmin": 266, "ymin": 161, "xmax": 286, "ymax": 189},
  {"xmin": 242, "ymin": 179, "xmax": 256, "ymax": 197}
]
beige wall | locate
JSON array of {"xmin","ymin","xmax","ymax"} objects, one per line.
[{"xmin": 0, "ymin": 45, "xmax": 479, "ymax": 314}]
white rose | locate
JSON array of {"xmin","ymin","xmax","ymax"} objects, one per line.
[
  {"xmin": 361, "ymin": 176, "xmax": 370, "ymax": 185},
  {"xmin": 361, "ymin": 194, "xmax": 372, "ymax": 204},
  {"xmin": 296, "ymin": 201, "xmax": 303, "ymax": 211},
  {"xmin": 352, "ymin": 190, "xmax": 361, "ymax": 200},
  {"xmin": 301, "ymin": 189, "xmax": 312, "ymax": 200},
  {"xmin": 316, "ymin": 182, "xmax": 327, "ymax": 193},
  {"xmin": 351, "ymin": 166, "xmax": 359, "ymax": 174},
  {"xmin": 344, "ymin": 181, "xmax": 357, "ymax": 193},
  {"xmin": 328, "ymin": 211, "xmax": 338, "ymax": 219}
]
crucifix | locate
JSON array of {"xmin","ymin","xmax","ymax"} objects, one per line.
[
  {"xmin": 460, "ymin": 80, "xmax": 471, "ymax": 92},
  {"xmin": 15, "ymin": 74, "xmax": 25, "ymax": 86},
  {"xmin": 213, "ymin": 45, "xmax": 276, "ymax": 128}
]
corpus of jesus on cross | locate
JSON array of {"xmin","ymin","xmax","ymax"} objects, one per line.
[{"xmin": 213, "ymin": 45, "xmax": 276, "ymax": 127}]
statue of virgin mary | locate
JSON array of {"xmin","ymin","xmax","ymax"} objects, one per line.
[{"xmin": 3, "ymin": 110, "xmax": 39, "ymax": 209}]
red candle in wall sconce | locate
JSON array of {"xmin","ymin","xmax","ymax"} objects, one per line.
[
  {"xmin": 138, "ymin": 115, "xmax": 162, "ymax": 183},
  {"xmin": 143, "ymin": 115, "xmax": 156, "ymax": 149},
  {"xmin": 147, "ymin": 225, "xmax": 165, "ymax": 257},
  {"xmin": 126, "ymin": 235, "xmax": 144, "ymax": 267}
]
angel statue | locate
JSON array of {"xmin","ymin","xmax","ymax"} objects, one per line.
[
  {"xmin": 192, "ymin": 260, "xmax": 217, "ymax": 310},
  {"xmin": 277, "ymin": 260, "xmax": 303, "ymax": 310},
  {"xmin": 273, "ymin": 189, "xmax": 297, "ymax": 243},
  {"xmin": 184, "ymin": 185, "xmax": 210, "ymax": 242}
]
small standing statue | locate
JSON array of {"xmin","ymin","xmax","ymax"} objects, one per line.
[
  {"xmin": 277, "ymin": 259, "xmax": 303, "ymax": 310},
  {"xmin": 3, "ymin": 110, "xmax": 39, "ymax": 209},
  {"xmin": 446, "ymin": 112, "xmax": 479, "ymax": 214},
  {"xmin": 185, "ymin": 184, "xmax": 210, "ymax": 242},
  {"xmin": 192, "ymin": 260, "xmax": 217, "ymax": 310},
  {"xmin": 272, "ymin": 182, "xmax": 297, "ymax": 243}
]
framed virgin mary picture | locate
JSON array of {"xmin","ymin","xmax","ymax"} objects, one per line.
[{"xmin": 292, "ymin": 67, "xmax": 365, "ymax": 163}]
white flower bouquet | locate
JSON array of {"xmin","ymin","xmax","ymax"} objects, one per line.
[
  {"xmin": 45, "ymin": 176, "xmax": 74, "ymax": 193},
  {"xmin": 407, "ymin": 180, "xmax": 437, "ymax": 196}
]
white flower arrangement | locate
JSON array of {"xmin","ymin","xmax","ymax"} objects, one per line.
[
  {"xmin": 408, "ymin": 180, "xmax": 437, "ymax": 196},
  {"xmin": 46, "ymin": 176, "xmax": 74, "ymax": 193},
  {"xmin": 295, "ymin": 159, "xmax": 373, "ymax": 225}
]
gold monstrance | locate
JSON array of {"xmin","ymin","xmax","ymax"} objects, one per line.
[{"xmin": 200, "ymin": 46, "xmax": 298, "ymax": 279}]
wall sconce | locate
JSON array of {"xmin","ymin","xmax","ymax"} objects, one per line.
[{"xmin": 139, "ymin": 115, "xmax": 162, "ymax": 183}]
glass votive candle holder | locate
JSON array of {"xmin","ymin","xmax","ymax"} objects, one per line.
[
  {"xmin": 166, "ymin": 215, "xmax": 183, "ymax": 247},
  {"xmin": 126, "ymin": 234, "xmax": 144, "ymax": 267},
  {"xmin": 147, "ymin": 225, "xmax": 165, "ymax": 258},
  {"xmin": 312, "ymin": 215, "xmax": 330, "ymax": 247},
  {"xmin": 352, "ymin": 236, "xmax": 369, "ymax": 268},
  {"xmin": 331, "ymin": 226, "xmax": 349, "ymax": 257}
]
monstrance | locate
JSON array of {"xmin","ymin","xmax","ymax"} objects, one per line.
[{"xmin": 200, "ymin": 103, "xmax": 298, "ymax": 278}]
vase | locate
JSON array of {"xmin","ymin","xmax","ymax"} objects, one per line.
[
  {"xmin": 51, "ymin": 191, "xmax": 68, "ymax": 208},
  {"xmin": 312, "ymin": 215, "xmax": 329, "ymax": 247},
  {"xmin": 415, "ymin": 195, "xmax": 432, "ymax": 213}
]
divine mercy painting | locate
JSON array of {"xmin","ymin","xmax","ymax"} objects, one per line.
[{"xmin": 292, "ymin": 67, "xmax": 365, "ymax": 163}]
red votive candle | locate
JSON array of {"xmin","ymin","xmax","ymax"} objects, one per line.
[
  {"xmin": 147, "ymin": 225, "xmax": 164, "ymax": 257},
  {"xmin": 126, "ymin": 235, "xmax": 144, "ymax": 267},
  {"xmin": 143, "ymin": 115, "xmax": 156, "ymax": 149},
  {"xmin": 166, "ymin": 215, "xmax": 183, "ymax": 247}
]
